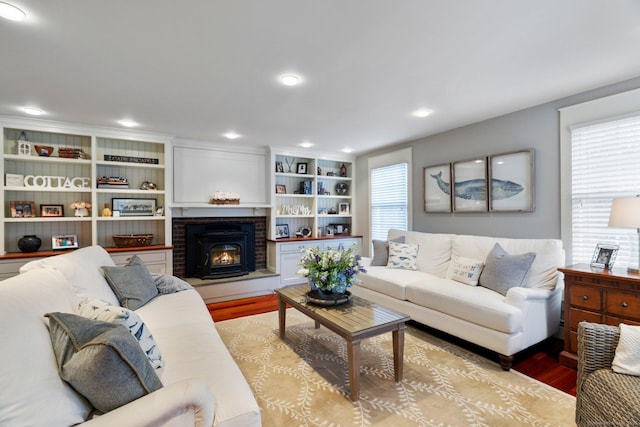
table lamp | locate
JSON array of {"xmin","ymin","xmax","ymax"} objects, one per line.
[{"xmin": 608, "ymin": 195, "xmax": 640, "ymax": 273}]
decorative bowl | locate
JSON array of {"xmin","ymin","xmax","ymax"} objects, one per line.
[
  {"xmin": 34, "ymin": 145, "xmax": 54, "ymax": 157},
  {"xmin": 112, "ymin": 234, "xmax": 154, "ymax": 248}
]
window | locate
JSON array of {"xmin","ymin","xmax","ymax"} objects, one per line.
[
  {"xmin": 570, "ymin": 114, "xmax": 640, "ymax": 267},
  {"xmin": 370, "ymin": 162, "xmax": 408, "ymax": 240}
]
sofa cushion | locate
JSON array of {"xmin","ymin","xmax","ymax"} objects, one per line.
[
  {"xmin": 0, "ymin": 270, "xmax": 91, "ymax": 427},
  {"xmin": 358, "ymin": 266, "xmax": 440, "ymax": 300},
  {"xmin": 371, "ymin": 236, "xmax": 405, "ymax": 266},
  {"xmin": 389, "ymin": 229, "xmax": 454, "ymax": 277},
  {"xmin": 77, "ymin": 298, "xmax": 163, "ymax": 370},
  {"xmin": 446, "ymin": 255, "xmax": 484, "ymax": 286},
  {"xmin": 612, "ymin": 323, "xmax": 640, "ymax": 376},
  {"xmin": 405, "ymin": 278, "xmax": 523, "ymax": 333},
  {"xmin": 387, "ymin": 241, "xmax": 419, "ymax": 270},
  {"xmin": 20, "ymin": 245, "xmax": 120, "ymax": 306},
  {"xmin": 102, "ymin": 255, "xmax": 159, "ymax": 310},
  {"xmin": 479, "ymin": 243, "xmax": 536, "ymax": 296},
  {"xmin": 45, "ymin": 312, "xmax": 163, "ymax": 413}
]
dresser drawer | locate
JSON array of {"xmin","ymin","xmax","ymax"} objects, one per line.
[
  {"xmin": 606, "ymin": 290, "xmax": 640, "ymax": 318},
  {"xmin": 569, "ymin": 284, "xmax": 602, "ymax": 311},
  {"xmin": 606, "ymin": 315, "xmax": 640, "ymax": 327},
  {"xmin": 569, "ymin": 308, "xmax": 602, "ymax": 331}
]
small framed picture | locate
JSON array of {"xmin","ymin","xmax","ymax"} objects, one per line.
[
  {"xmin": 318, "ymin": 207, "xmax": 328, "ymax": 215},
  {"xmin": 339, "ymin": 202, "xmax": 350, "ymax": 215},
  {"xmin": 10, "ymin": 201, "xmax": 35, "ymax": 218},
  {"xmin": 590, "ymin": 243, "xmax": 619, "ymax": 269},
  {"xmin": 275, "ymin": 161, "xmax": 284, "ymax": 173},
  {"xmin": 296, "ymin": 162, "xmax": 308, "ymax": 174},
  {"xmin": 40, "ymin": 204, "xmax": 64, "ymax": 217},
  {"xmin": 275, "ymin": 224, "xmax": 290, "ymax": 239},
  {"xmin": 275, "ymin": 184, "xmax": 287, "ymax": 194},
  {"xmin": 112, "ymin": 198, "xmax": 156, "ymax": 216},
  {"xmin": 52, "ymin": 235, "xmax": 79, "ymax": 250}
]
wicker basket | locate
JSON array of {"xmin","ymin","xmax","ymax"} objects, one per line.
[
  {"xmin": 112, "ymin": 234, "xmax": 154, "ymax": 248},
  {"xmin": 209, "ymin": 199, "xmax": 240, "ymax": 205}
]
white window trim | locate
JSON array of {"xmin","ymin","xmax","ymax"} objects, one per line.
[{"xmin": 559, "ymin": 87, "xmax": 640, "ymax": 261}]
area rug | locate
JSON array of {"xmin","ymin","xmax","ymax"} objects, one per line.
[{"xmin": 216, "ymin": 310, "xmax": 576, "ymax": 426}]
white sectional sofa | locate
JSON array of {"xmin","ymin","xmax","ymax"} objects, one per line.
[
  {"xmin": 0, "ymin": 246, "xmax": 261, "ymax": 427},
  {"xmin": 351, "ymin": 229, "xmax": 564, "ymax": 369}
]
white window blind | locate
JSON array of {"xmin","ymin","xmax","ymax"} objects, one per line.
[
  {"xmin": 571, "ymin": 114, "xmax": 640, "ymax": 267},
  {"xmin": 370, "ymin": 162, "xmax": 408, "ymax": 241}
]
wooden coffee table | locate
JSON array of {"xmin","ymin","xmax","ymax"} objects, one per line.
[{"xmin": 275, "ymin": 284, "xmax": 410, "ymax": 401}]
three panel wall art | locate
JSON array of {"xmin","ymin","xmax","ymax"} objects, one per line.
[{"xmin": 424, "ymin": 148, "xmax": 534, "ymax": 213}]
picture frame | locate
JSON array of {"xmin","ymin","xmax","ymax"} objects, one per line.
[
  {"xmin": 10, "ymin": 201, "xmax": 35, "ymax": 218},
  {"xmin": 452, "ymin": 157, "xmax": 488, "ymax": 212},
  {"xmin": 275, "ymin": 161, "xmax": 284, "ymax": 173},
  {"xmin": 329, "ymin": 223, "xmax": 349, "ymax": 235},
  {"xmin": 296, "ymin": 162, "xmax": 308, "ymax": 174},
  {"xmin": 591, "ymin": 243, "xmax": 619, "ymax": 269},
  {"xmin": 111, "ymin": 198, "xmax": 156, "ymax": 216},
  {"xmin": 424, "ymin": 163, "xmax": 452, "ymax": 212},
  {"xmin": 275, "ymin": 224, "xmax": 290, "ymax": 239},
  {"xmin": 489, "ymin": 149, "xmax": 535, "ymax": 212},
  {"xmin": 40, "ymin": 204, "xmax": 64, "ymax": 217},
  {"xmin": 318, "ymin": 207, "xmax": 328, "ymax": 215},
  {"xmin": 339, "ymin": 202, "xmax": 350, "ymax": 215},
  {"xmin": 275, "ymin": 184, "xmax": 287, "ymax": 194},
  {"xmin": 52, "ymin": 234, "xmax": 79, "ymax": 250}
]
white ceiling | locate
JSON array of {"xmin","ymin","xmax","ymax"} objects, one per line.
[{"xmin": 1, "ymin": 1, "xmax": 640, "ymax": 154}]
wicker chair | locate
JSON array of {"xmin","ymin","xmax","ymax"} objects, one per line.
[{"xmin": 576, "ymin": 321, "xmax": 640, "ymax": 426}]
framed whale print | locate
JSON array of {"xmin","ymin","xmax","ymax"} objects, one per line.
[
  {"xmin": 424, "ymin": 163, "xmax": 452, "ymax": 212},
  {"xmin": 489, "ymin": 149, "xmax": 534, "ymax": 212},
  {"xmin": 452, "ymin": 157, "xmax": 487, "ymax": 212}
]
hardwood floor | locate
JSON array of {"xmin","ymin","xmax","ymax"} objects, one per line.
[{"xmin": 207, "ymin": 294, "xmax": 577, "ymax": 396}]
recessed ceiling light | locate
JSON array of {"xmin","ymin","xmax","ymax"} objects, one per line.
[
  {"xmin": 341, "ymin": 148, "xmax": 353, "ymax": 154},
  {"xmin": 412, "ymin": 108, "xmax": 433, "ymax": 118},
  {"xmin": 118, "ymin": 119, "xmax": 138, "ymax": 128},
  {"xmin": 223, "ymin": 131, "xmax": 240, "ymax": 140},
  {"xmin": 299, "ymin": 141, "xmax": 313, "ymax": 148},
  {"xmin": 0, "ymin": 2, "xmax": 26, "ymax": 21},
  {"xmin": 280, "ymin": 74, "xmax": 301, "ymax": 86},
  {"xmin": 22, "ymin": 106, "xmax": 43, "ymax": 116}
]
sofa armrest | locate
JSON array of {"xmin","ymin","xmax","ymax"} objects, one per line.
[
  {"xmin": 82, "ymin": 379, "xmax": 215, "ymax": 427},
  {"xmin": 505, "ymin": 287, "xmax": 552, "ymax": 307},
  {"xmin": 577, "ymin": 322, "xmax": 620, "ymax": 391}
]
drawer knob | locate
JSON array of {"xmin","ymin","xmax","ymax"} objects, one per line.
[
  {"xmin": 622, "ymin": 302, "xmax": 629, "ymax": 308},
  {"xmin": 582, "ymin": 295, "xmax": 588, "ymax": 301}
]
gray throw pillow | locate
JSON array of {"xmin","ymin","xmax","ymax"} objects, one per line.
[
  {"xmin": 479, "ymin": 243, "xmax": 536, "ymax": 296},
  {"xmin": 371, "ymin": 236, "xmax": 406, "ymax": 266},
  {"xmin": 102, "ymin": 255, "xmax": 158, "ymax": 310},
  {"xmin": 152, "ymin": 274, "xmax": 193, "ymax": 294},
  {"xmin": 45, "ymin": 312, "xmax": 163, "ymax": 413}
]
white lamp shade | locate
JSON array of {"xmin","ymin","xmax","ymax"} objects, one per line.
[{"xmin": 608, "ymin": 197, "xmax": 640, "ymax": 229}]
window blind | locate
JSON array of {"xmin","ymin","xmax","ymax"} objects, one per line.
[
  {"xmin": 571, "ymin": 114, "xmax": 640, "ymax": 267},
  {"xmin": 370, "ymin": 162, "xmax": 408, "ymax": 241}
]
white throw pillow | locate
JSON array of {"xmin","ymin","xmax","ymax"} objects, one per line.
[
  {"xmin": 446, "ymin": 256, "xmax": 484, "ymax": 286},
  {"xmin": 76, "ymin": 298, "xmax": 163, "ymax": 370},
  {"xmin": 612, "ymin": 323, "xmax": 640, "ymax": 376},
  {"xmin": 387, "ymin": 241, "xmax": 419, "ymax": 270}
]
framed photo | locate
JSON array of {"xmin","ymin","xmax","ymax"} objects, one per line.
[
  {"xmin": 275, "ymin": 161, "xmax": 284, "ymax": 173},
  {"xmin": 424, "ymin": 163, "xmax": 452, "ymax": 212},
  {"xmin": 275, "ymin": 184, "xmax": 287, "ymax": 194},
  {"xmin": 275, "ymin": 224, "xmax": 290, "ymax": 239},
  {"xmin": 452, "ymin": 157, "xmax": 487, "ymax": 212},
  {"xmin": 489, "ymin": 149, "xmax": 534, "ymax": 212},
  {"xmin": 318, "ymin": 207, "xmax": 328, "ymax": 215},
  {"xmin": 52, "ymin": 235, "xmax": 79, "ymax": 250},
  {"xmin": 111, "ymin": 198, "xmax": 156, "ymax": 216},
  {"xmin": 591, "ymin": 243, "xmax": 619, "ymax": 269},
  {"xmin": 339, "ymin": 202, "xmax": 349, "ymax": 215},
  {"xmin": 40, "ymin": 204, "xmax": 64, "ymax": 217},
  {"xmin": 10, "ymin": 201, "xmax": 35, "ymax": 218},
  {"xmin": 296, "ymin": 162, "xmax": 308, "ymax": 174}
]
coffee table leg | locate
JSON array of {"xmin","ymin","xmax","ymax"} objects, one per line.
[
  {"xmin": 347, "ymin": 339, "xmax": 361, "ymax": 401},
  {"xmin": 392, "ymin": 324, "xmax": 406, "ymax": 382},
  {"xmin": 278, "ymin": 296, "xmax": 287, "ymax": 338}
]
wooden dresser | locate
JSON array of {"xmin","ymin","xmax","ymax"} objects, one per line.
[{"xmin": 559, "ymin": 263, "xmax": 640, "ymax": 368}]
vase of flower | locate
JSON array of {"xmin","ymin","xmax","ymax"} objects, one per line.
[{"xmin": 70, "ymin": 201, "xmax": 91, "ymax": 217}]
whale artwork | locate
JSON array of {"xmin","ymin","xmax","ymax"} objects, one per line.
[{"xmin": 430, "ymin": 171, "xmax": 523, "ymax": 200}]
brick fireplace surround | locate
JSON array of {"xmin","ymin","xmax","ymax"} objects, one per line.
[{"xmin": 172, "ymin": 217, "xmax": 267, "ymax": 278}]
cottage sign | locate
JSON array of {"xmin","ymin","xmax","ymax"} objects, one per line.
[{"xmin": 23, "ymin": 175, "xmax": 90, "ymax": 189}]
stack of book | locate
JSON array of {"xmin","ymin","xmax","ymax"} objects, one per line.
[
  {"xmin": 58, "ymin": 147, "xmax": 89, "ymax": 159},
  {"xmin": 97, "ymin": 176, "xmax": 129, "ymax": 189}
]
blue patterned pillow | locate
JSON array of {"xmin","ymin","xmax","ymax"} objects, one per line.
[{"xmin": 387, "ymin": 241, "xmax": 419, "ymax": 270}]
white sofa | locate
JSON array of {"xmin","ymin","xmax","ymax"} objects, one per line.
[
  {"xmin": 0, "ymin": 246, "xmax": 261, "ymax": 427},
  {"xmin": 352, "ymin": 229, "xmax": 564, "ymax": 370}
]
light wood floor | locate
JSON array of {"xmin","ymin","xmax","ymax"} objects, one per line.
[{"xmin": 207, "ymin": 294, "xmax": 577, "ymax": 396}]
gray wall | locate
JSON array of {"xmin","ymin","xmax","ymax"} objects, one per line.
[{"xmin": 356, "ymin": 76, "xmax": 640, "ymax": 254}]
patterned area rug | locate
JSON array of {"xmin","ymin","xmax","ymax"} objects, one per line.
[{"xmin": 217, "ymin": 310, "xmax": 575, "ymax": 426}]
